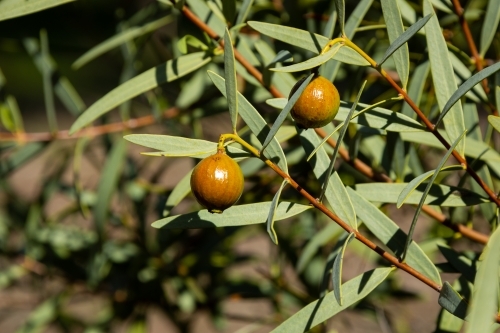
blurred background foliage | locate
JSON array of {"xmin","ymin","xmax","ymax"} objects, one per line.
[{"xmin": 0, "ymin": 0, "xmax": 499, "ymax": 332}]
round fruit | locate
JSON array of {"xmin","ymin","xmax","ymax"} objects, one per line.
[
  {"xmin": 290, "ymin": 75, "xmax": 340, "ymax": 129},
  {"xmin": 190, "ymin": 150, "xmax": 244, "ymax": 213}
]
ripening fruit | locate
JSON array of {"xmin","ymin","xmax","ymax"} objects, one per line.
[
  {"xmin": 290, "ymin": 75, "xmax": 340, "ymax": 129},
  {"xmin": 190, "ymin": 150, "xmax": 244, "ymax": 213}
]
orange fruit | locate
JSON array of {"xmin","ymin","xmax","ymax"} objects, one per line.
[
  {"xmin": 290, "ymin": 75, "xmax": 340, "ymax": 128},
  {"xmin": 190, "ymin": 150, "xmax": 244, "ymax": 213}
]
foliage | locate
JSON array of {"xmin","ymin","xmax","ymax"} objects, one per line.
[{"xmin": 1, "ymin": 0, "xmax": 500, "ymax": 332}]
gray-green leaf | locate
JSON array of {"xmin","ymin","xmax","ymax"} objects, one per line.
[
  {"xmin": 70, "ymin": 52, "xmax": 211, "ymax": 134},
  {"xmin": 152, "ymin": 202, "xmax": 311, "ymax": 229}
]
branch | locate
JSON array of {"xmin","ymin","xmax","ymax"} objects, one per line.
[{"xmin": 0, "ymin": 107, "xmax": 179, "ymax": 142}]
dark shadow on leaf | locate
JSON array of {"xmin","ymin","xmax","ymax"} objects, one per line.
[
  {"xmin": 385, "ymin": 228, "xmax": 408, "ymax": 258},
  {"xmin": 308, "ymin": 31, "xmax": 323, "ymax": 53},
  {"xmin": 358, "ymin": 269, "xmax": 375, "ymax": 293},
  {"xmin": 304, "ymin": 296, "xmax": 325, "ymax": 331},
  {"xmin": 159, "ymin": 211, "xmax": 217, "ymax": 229}
]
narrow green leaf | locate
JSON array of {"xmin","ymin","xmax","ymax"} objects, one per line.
[
  {"xmin": 206, "ymin": 1, "xmax": 226, "ymax": 26},
  {"xmin": 332, "ymin": 232, "xmax": 355, "ymax": 305},
  {"xmin": 247, "ymin": 21, "xmax": 370, "ymax": 66},
  {"xmin": 320, "ymin": 81, "xmax": 366, "ymax": 205},
  {"xmin": 4, "ymin": 95, "xmax": 24, "ymax": 133},
  {"xmin": 300, "ymin": 129, "xmax": 357, "ymax": 229},
  {"xmin": 70, "ymin": 52, "xmax": 211, "ymax": 134},
  {"xmin": 187, "ymin": 0, "xmax": 225, "ymax": 36},
  {"xmin": 266, "ymin": 98, "xmax": 287, "ymax": 109},
  {"xmin": 271, "ymin": 44, "xmax": 342, "ymax": 73},
  {"xmin": 323, "ymin": 7, "xmax": 337, "ymax": 39},
  {"xmin": 436, "ymin": 62, "xmax": 500, "ymax": 128},
  {"xmin": 208, "ymin": 71, "xmax": 288, "ymax": 173},
  {"xmin": 54, "ymin": 77, "xmax": 86, "ymax": 115},
  {"xmin": 397, "ymin": 0, "xmax": 416, "ymax": 24},
  {"xmin": 438, "ymin": 278, "xmax": 467, "ymax": 331},
  {"xmin": 163, "ymin": 169, "xmax": 193, "ymax": 217},
  {"xmin": 124, "ymin": 134, "xmax": 249, "ymax": 159},
  {"xmin": 222, "ymin": 0, "xmax": 236, "ymax": 23},
  {"xmin": 297, "ymin": 222, "xmax": 344, "ymax": 273},
  {"xmin": 177, "ymin": 35, "xmax": 209, "ymax": 54},
  {"xmin": 379, "ymin": 13, "xmax": 431, "ymax": 84},
  {"xmin": 439, "ymin": 281, "xmax": 468, "ymax": 320},
  {"xmin": 224, "ymin": 28, "xmax": 238, "ymax": 132},
  {"xmin": 153, "ymin": 201, "xmax": 310, "ymax": 229},
  {"xmin": 38, "ymin": 30, "xmax": 57, "ymax": 133},
  {"xmin": 93, "ymin": 140, "xmax": 127, "ymax": 238},
  {"xmin": 449, "ymin": 52, "xmax": 488, "ymax": 103},
  {"xmin": 402, "ymin": 130, "xmax": 466, "ymax": 261},
  {"xmin": 488, "ymin": 115, "xmax": 500, "ymax": 133},
  {"xmin": 261, "ymin": 74, "xmax": 314, "ymax": 152},
  {"xmin": 480, "ymin": 0, "xmax": 500, "ymax": 57},
  {"xmin": 0, "ymin": 0, "xmax": 75, "ymax": 22},
  {"xmin": 465, "ymin": 226, "xmax": 500, "ymax": 331},
  {"xmin": 266, "ymin": 179, "xmax": 289, "ymax": 244},
  {"xmin": 271, "ymin": 267, "xmax": 394, "ymax": 333},
  {"xmin": 334, "ymin": 0, "xmax": 345, "ymax": 35},
  {"xmin": 0, "ymin": 143, "xmax": 45, "ymax": 177},
  {"xmin": 380, "ymin": 0, "xmax": 411, "ymax": 89},
  {"xmin": 401, "ymin": 61, "xmax": 430, "ymax": 119},
  {"xmin": 347, "ymin": 187, "xmax": 442, "ymax": 284},
  {"xmin": 354, "ymin": 183, "xmax": 489, "ymax": 207},
  {"xmin": 424, "ymin": 0, "xmax": 465, "ymax": 156},
  {"xmin": 397, "ymin": 164, "xmax": 464, "ymax": 208},
  {"xmin": 235, "ymin": 0, "xmax": 253, "ymax": 25},
  {"xmin": 320, "ymin": 0, "xmax": 374, "ymax": 81},
  {"xmin": 73, "ymin": 137, "xmax": 91, "ymax": 218},
  {"xmin": 73, "ymin": 16, "xmax": 173, "ymax": 69},
  {"xmin": 438, "ymin": 245, "xmax": 476, "ymax": 282}
]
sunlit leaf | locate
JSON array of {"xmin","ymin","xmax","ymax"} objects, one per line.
[
  {"xmin": 380, "ymin": 4, "xmax": 428, "ymax": 89},
  {"xmin": 235, "ymin": 0, "xmax": 253, "ymax": 25},
  {"xmin": 480, "ymin": 0, "xmax": 500, "ymax": 56},
  {"xmin": 401, "ymin": 61, "xmax": 430, "ymax": 119},
  {"xmin": 465, "ymin": 226, "xmax": 500, "ymax": 331},
  {"xmin": 354, "ymin": 183, "xmax": 490, "ymax": 207},
  {"xmin": 152, "ymin": 201, "xmax": 311, "ymax": 229},
  {"xmin": 488, "ymin": 115, "xmax": 500, "ymax": 133},
  {"xmin": 331, "ymin": 232, "xmax": 355, "ymax": 305},
  {"xmin": 397, "ymin": 165, "xmax": 464, "ymax": 208},
  {"xmin": 0, "ymin": 0, "xmax": 75, "ymax": 22},
  {"xmin": 439, "ymin": 281, "xmax": 468, "ymax": 320},
  {"xmin": 271, "ymin": 267, "xmax": 394, "ymax": 333},
  {"xmin": 347, "ymin": 187, "xmax": 442, "ymax": 284},
  {"xmin": 247, "ymin": 21, "xmax": 369, "ymax": 66},
  {"xmin": 320, "ymin": 81, "xmax": 366, "ymax": 206},
  {"xmin": 402, "ymin": 130, "xmax": 466, "ymax": 261},
  {"xmin": 70, "ymin": 52, "xmax": 211, "ymax": 134},
  {"xmin": 271, "ymin": 44, "xmax": 342, "ymax": 73},
  {"xmin": 73, "ymin": 16, "xmax": 174, "ymax": 69},
  {"xmin": 266, "ymin": 179, "xmax": 288, "ymax": 244},
  {"xmin": 424, "ymin": 0, "xmax": 465, "ymax": 156},
  {"xmin": 208, "ymin": 71, "xmax": 289, "ymax": 173},
  {"xmin": 124, "ymin": 134, "xmax": 249, "ymax": 159},
  {"xmin": 187, "ymin": 0, "xmax": 226, "ymax": 36},
  {"xmin": 300, "ymin": 129, "xmax": 357, "ymax": 228},
  {"xmin": 436, "ymin": 62, "xmax": 500, "ymax": 127},
  {"xmin": 224, "ymin": 28, "xmax": 238, "ymax": 132}
]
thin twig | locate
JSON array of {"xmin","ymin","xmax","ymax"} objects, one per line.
[
  {"xmin": 314, "ymin": 128, "xmax": 489, "ymax": 245},
  {"xmin": 0, "ymin": 107, "xmax": 179, "ymax": 142}
]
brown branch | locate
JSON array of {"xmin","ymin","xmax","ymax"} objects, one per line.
[
  {"xmin": 314, "ymin": 128, "xmax": 489, "ymax": 245},
  {"xmin": 451, "ymin": 0, "xmax": 488, "ymax": 93},
  {"xmin": 181, "ymin": 5, "xmax": 490, "ymax": 245},
  {"xmin": 381, "ymin": 71, "xmax": 500, "ymax": 208},
  {"xmin": 0, "ymin": 107, "xmax": 180, "ymax": 142}
]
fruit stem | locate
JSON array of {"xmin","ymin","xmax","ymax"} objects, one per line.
[
  {"xmin": 218, "ymin": 132, "xmax": 442, "ymax": 293},
  {"xmin": 319, "ymin": 37, "xmax": 345, "ymax": 55}
]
